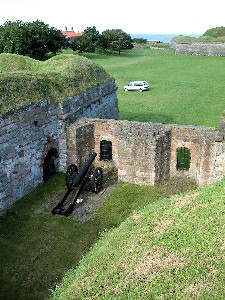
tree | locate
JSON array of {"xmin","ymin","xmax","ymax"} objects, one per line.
[
  {"xmin": 96, "ymin": 35, "xmax": 106, "ymax": 52},
  {"xmin": 71, "ymin": 35, "xmax": 95, "ymax": 53},
  {"xmin": 101, "ymin": 29, "xmax": 133, "ymax": 54},
  {"xmin": 46, "ymin": 26, "xmax": 68, "ymax": 54},
  {"xmin": 25, "ymin": 20, "xmax": 50, "ymax": 59},
  {"xmin": 0, "ymin": 20, "xmax": 28, "ymax": 55},
  {"xmin": 0, "ymin": 20, "xmax": 67, "ymax": 60},
  {"xmin": 132, "ymin": 38, "xmax": 147, "ymax": 44},
  {"xmin": 83, "ymin": 26, "xmax": 100, "ymax": 48},
  {"xmin": 71, "ymin": 26, "xmax": 100, "ymax": 53}
]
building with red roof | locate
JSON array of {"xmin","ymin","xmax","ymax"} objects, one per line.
[{"xmin": 62, "ymin": 27, "xmax": 82, "ymax": 43}]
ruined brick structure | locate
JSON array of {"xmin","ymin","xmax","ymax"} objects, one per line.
[{"xmin": 67, "ymin": 118, "xmax": 225, "ymax": 187}]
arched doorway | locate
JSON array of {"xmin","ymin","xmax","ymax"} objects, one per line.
[{"xmin": 43, "ymin": 148, "xmax": 59, "ymax": 181}]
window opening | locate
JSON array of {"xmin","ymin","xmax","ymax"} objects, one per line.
[
  {"xmin": 176, "ymin": 147, "xmax": 191, "ymax": 170},
  {"xmin": 43, "ymin": 148, "xmax": 59, "ymax": 181},
  {"xmin": 100, "ymin": 140, "xmax": 112, "ymax": 161}
]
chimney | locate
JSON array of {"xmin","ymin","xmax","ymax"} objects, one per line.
[
  {"xmin": 65, "ymin": 26, "xmax": 67, "ymax": 31},
  {"xmin": 71, "ymin": 27, "xmax": 73, "ymax": 31}
]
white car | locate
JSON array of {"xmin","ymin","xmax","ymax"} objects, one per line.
[{"xmin": 124, "ymin": 81, "xmax": 149, "ymax": 92}]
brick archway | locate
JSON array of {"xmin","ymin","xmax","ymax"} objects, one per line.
[{"xmin": 40, "ymin": 137, "xmax": 59, "ymax": 181}]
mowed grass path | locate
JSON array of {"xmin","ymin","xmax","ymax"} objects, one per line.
[{"xmin": 83, "ymin": 48, "xmax": 225, "ymax": 127}]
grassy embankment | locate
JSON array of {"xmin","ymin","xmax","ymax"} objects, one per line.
[
  {"xmin": 173, "ymin": 26, "xmax": 225, "ymax": 43},
  {"xmin": 51, "ymin": 177, "xmax": 225, "ymax": 300},
  {"xmin": 0, "ymin": 53, "xmax": 111, "ymax": 115}
]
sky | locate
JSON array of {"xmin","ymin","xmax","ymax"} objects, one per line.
[{"xmin": 0, "ymin": 0, "xmax": 224, "ymax": 35}]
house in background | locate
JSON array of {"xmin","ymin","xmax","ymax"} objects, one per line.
[{"xmin": 62, "ymin": 27, "xmax": 82, "ymax": 43}]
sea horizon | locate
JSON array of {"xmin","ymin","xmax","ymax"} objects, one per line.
[{"xmin": 130, "ymin": 33, "xmax": 202, "ymax": 44}]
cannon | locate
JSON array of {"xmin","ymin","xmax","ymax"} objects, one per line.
[{"xmin": 52, "ymin": 152, "xmax": 103, "ymax": 217}]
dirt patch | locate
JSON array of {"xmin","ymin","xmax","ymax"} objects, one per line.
[
  {"xmin": 186, "ymin": 280, "xmax": 210, "ymax": 297},
  {"xmin": 172, "ymin": 193, "xmax": 200, "ymax": 209},
  {"xmin": 152, "ymin": 219, "xmax": 174, "ymax": 237},
  {"xmin": 35, "ymin": 168, "xmax": 118, "ymax": 222},
  {"xmin": 134, "ymin": 246, "xmax": 186, "ymax": 280}
]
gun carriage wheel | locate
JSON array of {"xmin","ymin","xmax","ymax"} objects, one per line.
[
  {"xmin": 66, "ymin": 164, "xmax": 78, "ymax": 188},
  {"xmin": 52, "ymin": 153, "xmax": 103, "ymax": 217},
  {"xmin": 91, "ymin": 167, "xmax": 103, "ymax": 193}
]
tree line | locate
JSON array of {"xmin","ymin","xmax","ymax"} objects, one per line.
[
  {"xmin": 0, "ymin": 20, "xmax": 66, "ymax": 60},
  {"xmin": 71, "ymin": 26, "xmax": 133, "ymax": 54},
  {"xmin": 0, "ymin": 20, "xmax": 134, "ymax": 60}
]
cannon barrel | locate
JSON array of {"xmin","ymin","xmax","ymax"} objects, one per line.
[
  {"xmin": 71, "ymin": 152, "xmax": 97, "ymax": 188},
  {"xmin": 51, "ymin": 152, "xmax": 97, "ymax": 216}
]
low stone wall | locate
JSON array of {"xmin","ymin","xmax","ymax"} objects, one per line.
[
  {"xmin": 67, "ymin": 118, "xmax": 225, "ymax": 187},
  {"xmin": 172, "ymin": 41, "xmax": 225, "ymax": 56},
  {"xmin": 0, "ymin": 79, "xmax": 118, "ymax": 213}
]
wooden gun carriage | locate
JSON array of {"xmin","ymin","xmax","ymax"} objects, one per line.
[{"xmin": 52, "ymin": 152, "xmax": 103, "ymax": 217}]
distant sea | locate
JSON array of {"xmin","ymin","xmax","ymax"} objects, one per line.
[{"xmin": 130, "ymin": 33, "xmax": 201, "ymax": 44}]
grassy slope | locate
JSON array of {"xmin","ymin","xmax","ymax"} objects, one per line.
[
  {"xmin": 0, "ymin": 53, "xmax": 111, "ymax": 115},
  {"xmin": 81, "ymin": 48, "xmax": 225, "ymax": 127},
  {"xmin": 203, "ymin": 26, "xmax": 225, "ymax": 38},
  {"xmin": 0, "ymin": 174, "xmax": 175, "ymax": 300},
  {"xmin": 51, "ymin": 177, "xmax": 225, "ymax": 300}
]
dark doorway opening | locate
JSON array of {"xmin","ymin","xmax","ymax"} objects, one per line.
[
  {"xmin": 100, "ymin": 140, "xmax": 112, "ymax": 161},
  {"xmin": 43, "ymin": 148, "xmax": 59, "ymax": 181}
]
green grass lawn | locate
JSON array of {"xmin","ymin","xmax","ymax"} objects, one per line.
[
  {"xmin": 80, "ymin": 48, "xmax": 225, "ymax": 128},
  {"xmin": 50, "ymin": 177, "xmax": 225, "ymax": 300}
]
